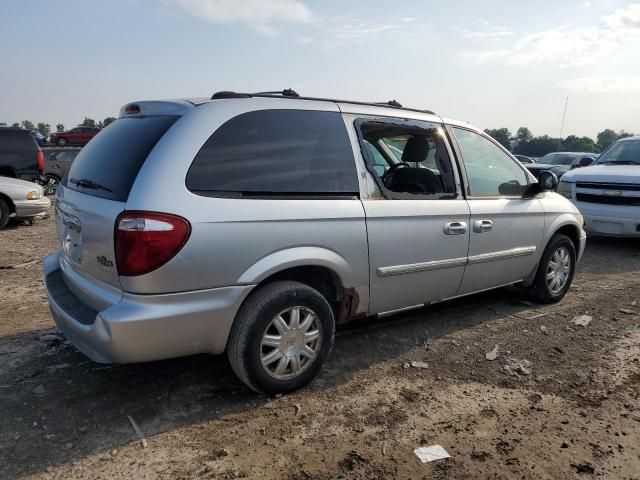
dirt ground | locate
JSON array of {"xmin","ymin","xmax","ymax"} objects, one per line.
[{"xmin": 0, "ymin": 213, "xmax": 639, "ymax": 480}]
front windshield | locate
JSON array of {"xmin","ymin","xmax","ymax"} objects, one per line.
[
  {"xmin": 538, "ymin": 153, "xmax": 576, "ymax": 166},
  {"xmin": 595, "ymin": 140, "xmax": 640, "ymax": 165}
]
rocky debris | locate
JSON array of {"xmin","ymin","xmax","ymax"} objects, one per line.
[
  {"xmin": 618, "ymin": 308, "xmax": 635, "ymax": 315},
  {"xmin": 571, "ymin": 463, "xmax": 595, "ymax": 474},
  {"xmin": 32, "ymin": 384, "xmax": 45, "ymax": 395},
  {"xmin": 540, "ymin": 325, "xmax": 548, "ymax": 335},
  {"xmin": 410, "ymin": 361, "xmax": 429, "ymax": 369},
  {"xmin": 340, "ymin": 450, "xmax": 368, "ymax": 470},
  {"xmin": 414, "ymin": 445, "xmax": 451, "ymax": 463},
  {"xmin": 571, "ymin": 315, "xmax": 592, "ymax": 327},
  {"xmin": 127, "ymin": 415, "xmax": 148, "ymax": 449},
  {"xmin": 470, "ymin": 449, "xmax": 491, "ymax": 461},
  {"xmin": 501, "ymin": 357, "xmax": 532, "ymax": 377},
  {"xmin": 485, "ymin": 345, "xmax": 499, "ymax": 361}
]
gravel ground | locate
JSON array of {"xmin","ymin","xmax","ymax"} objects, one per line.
[{"xmin": 0, "ymin": 213, "xmax": 639, "ymax": 479}]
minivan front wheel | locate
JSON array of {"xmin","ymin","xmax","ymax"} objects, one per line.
[
  {"xmin": 227, "ymin": 281, "xmax": 336, "ymax": 395},
  {"xmin": 529, "ymin": 234, "xmax": 576, "ymax": 303}
]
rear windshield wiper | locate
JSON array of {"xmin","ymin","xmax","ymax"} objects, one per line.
[{"xmin": 69, "ymin": 178, "xmax": 113, "ymax": 192}]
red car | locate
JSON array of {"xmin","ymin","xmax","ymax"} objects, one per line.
[{"xmin": 50, "ymin": 126, "xmax": 100, "ymax": 147}]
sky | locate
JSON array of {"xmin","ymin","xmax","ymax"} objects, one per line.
[{"xmin": 1, "ymin": 0, "xmax": 639, "ymax": 139}]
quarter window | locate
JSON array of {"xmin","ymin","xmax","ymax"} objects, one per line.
[
  {"xmin": 452, "ymin": 128, "xmax": 529, "ymax": 197},
  {"xmin": 186, "ymin": 110, "xmax": 359, "ymax": 196}
]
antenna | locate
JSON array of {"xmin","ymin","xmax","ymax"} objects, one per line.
[{"xmin": 557, "ymin": 96, "xmax": 569, "ymax": 152}]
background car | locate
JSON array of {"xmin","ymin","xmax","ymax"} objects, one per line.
[
  {"xmin": 0, "ymin": 127, "xmax": 44, "ymax": 182},
  {"xmin": 524, "ymin": 152, "xmax": 598, "ymax": 180},
  {"xmin": 41, "ymin": 147, "xmax": 81, "ymax": 195},
  {"xmin": 514, "ymin": 154, "xmax": 535, "ymax": 164},
  {"xmin": 49, "ymin": 126, "xmax": 100, "ymax": 146},
  {"xmin": 0, "ymin": 176, "xmax": 50, "ymax": 229},
  {"xmin": 30, "ymin": 130, "xmax": 46, "ymax": 146}
]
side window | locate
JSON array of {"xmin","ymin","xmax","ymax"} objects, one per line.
[
  {"xmin": 357, "ymin": 119, "xmax": 456, "ymax": 198},
  {"xmin": 186, "ymin": 110, "xmax": 359, "ymax": 196},
  {"xmin": 452, "ymin": 128, "xmax": 529, "ymax": 197}
]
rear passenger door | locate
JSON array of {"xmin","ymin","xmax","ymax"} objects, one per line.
[
  {"xmin": 449, "ymin": 127, "xmax": 545, "ymax": 294},
  {"xmin": 353, "ymin": 117, "xmax": 470, "ymax": 314}
]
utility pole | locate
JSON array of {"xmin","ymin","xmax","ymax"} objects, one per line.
[{"xmin": 557, "ymin": 96, "xmax": 569, "ymax": 152}]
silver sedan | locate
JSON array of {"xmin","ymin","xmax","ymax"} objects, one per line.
[{"xmin": 0, "ymin": 176, "xmax": 51, "ymax": 229}]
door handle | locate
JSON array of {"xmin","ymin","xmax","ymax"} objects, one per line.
[
  {"xmin": 473, "ymin": 219, "xmax": 494, "ymax": 233},
  {"xmin": 444, "ymin": 221, "xmax": 468, "ymax": 235}
]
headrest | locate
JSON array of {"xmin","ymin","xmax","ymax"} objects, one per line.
[{"xmin": 401, "ymin": 136, "xmax": 429, "ymax": 164}]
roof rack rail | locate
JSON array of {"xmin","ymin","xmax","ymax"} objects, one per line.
[{"xmin": 209, "ymin": 90, "xmax": 435, "ymax": 115}]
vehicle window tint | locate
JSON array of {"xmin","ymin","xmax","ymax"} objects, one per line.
[
  {"xmin": 596, "ymin": 140, "xmax": 640, "ymax": 165},
  {"xmin": 453, "ymin": 128, "xmax": 528, "ymax": 197},
  {"xmin": 358, "ymin": 120, "xmax": 456, "ymax": 198},
  {"xmin": 63, "ymin": 116, "xmax": 179, "ymax": 201},
  {"xmin": 0, "ymin": 130, "xmax": 37, "ymax": 153},
  {"xmin": 186, "ymin": 110, "xmax": 359, "ymax": 195}
]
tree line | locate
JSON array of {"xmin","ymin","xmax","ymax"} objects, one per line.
[
  {"xmin": 7, "ymin": 117, "xmax": 117, "ymax": 137},
  {"xmin": 483, "ymin": 127, "xmax": 635, "ymax": 157}
]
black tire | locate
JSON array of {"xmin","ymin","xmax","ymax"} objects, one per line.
[
  {"xmin": 227, "ymin": 281, "xmax": 336, "ymax": 395},
  {"xmin": 57, "ymin": 137, "xmax": 68, "ymax": 146},
  {"xmin": 528, "ymin": 234, "xmax": 576, "ymax": 303},
  {"xmin": 0, "ymin": 198, "xmax": 10, "ymax": 229}
]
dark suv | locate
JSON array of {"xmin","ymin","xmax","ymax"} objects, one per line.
[
  {"xmin": 50, "ymin": 127, "xmax": 100, "ymax": 146},
  {"xmin": 0, "ymin": 128, "xmax": 44, "ymax": 182}
]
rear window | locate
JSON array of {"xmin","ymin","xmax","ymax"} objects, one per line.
[
  {"xmin": 62, "ymin": 115, "xmax": 178, "ymax": 201},
  {"xmin": 0, "ymin": 129, "xmax": 38, "ymax": 153},
  {"xmin": 186, "ymin": 109, "xmax": 359, "ymax": 196}
]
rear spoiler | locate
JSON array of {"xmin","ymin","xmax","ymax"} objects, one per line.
[{"xmin": 118, "ymin": 100, "xmax": 196, "ymax": 118}]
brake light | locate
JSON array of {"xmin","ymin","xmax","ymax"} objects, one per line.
[
  {"xmin": 115, "ymin": 211, "xmax": 191, "ymax": 276},
  {"xmin": 125, "ymin": 103, "xmax": 141, "ymax": 115},
  {"xmin": 37, "ymin": 151, "xmax": 44, "ymax": 172}
]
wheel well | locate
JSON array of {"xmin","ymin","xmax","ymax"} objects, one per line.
[
  {"xmin": 0, "ymin": 192, "xmax": 16, "ymax": 214},
  {"xmin": 554, "ymin": 224, "xmax": 580, "ymax": 254},
  {"xmin": 257, "ymin": 266, "xmax": 358, "ymax": 323},
  {"xmin": 0, "ymin": 168, "xmax": 16, "ymax": 178}
]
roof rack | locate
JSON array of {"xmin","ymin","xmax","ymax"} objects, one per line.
[{"xmin": 209, "ymin": 89, "xmax": 435, "ymax": 115}]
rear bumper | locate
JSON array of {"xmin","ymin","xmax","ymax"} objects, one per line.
[
  {"xmin": 575, "ymin": 202, "xmax": 640, "ymax": 237},
  {"xmin": 43, "ymin": 251, "xmax": 254, "ymax": 363},
  {"xmin": 14, "ymin": 197, "xmax": 51, "ymax": 218}
]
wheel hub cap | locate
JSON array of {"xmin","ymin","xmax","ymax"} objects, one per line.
[
  {"xmin": 260, "ymin": 306, "xmax": 322, "ymax": 380},
  {"xmin": 546, "ymin": 246, "xmax": 571, "ymax": 294}
]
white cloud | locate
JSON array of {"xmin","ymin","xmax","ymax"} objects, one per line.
[
  {"xmin": 461, "ymin": 26, "xmax": 514, "ymax": 40},
  {"xmin": 169, "ymin": 0, "xmax": 311, "ymax": 33},
  {"xmin": 560, "ymin": 77, "xmax": 640, "ymax": 92},
  {"xmin": 470, "ymin": 3, "xmax": 640, "ymax": 66},
  {"xmin": 580, "ymin": 1, "xmax": 591, "ymax": 7}
]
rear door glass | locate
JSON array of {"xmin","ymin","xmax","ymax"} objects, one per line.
[
  {"xmin": 186, "ymin": 109, "xmax": 359, "ymax": 196},
  {"xmin": 62, "ymin": 116, "xmax": 178, "ymax": 202}
]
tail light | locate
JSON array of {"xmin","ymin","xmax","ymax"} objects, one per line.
[
  {"xmin": 115, "ymin": 211, "xmax": 191, "ymax": 276},
  {"xmin": 37, "ymin": 151, "xmax": 45, "ymax": 172}
]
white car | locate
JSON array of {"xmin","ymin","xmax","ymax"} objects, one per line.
[
  {"xmin": 558, "ymin": 136, "xmax": 640, "ymax": 237},
  {"xmin": 0, "ymin": 176, "xmax": 51, "ymax": 229}
]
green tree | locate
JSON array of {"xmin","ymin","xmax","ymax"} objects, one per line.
[
  {"xmin": 596, "ymin": 129, "xmax": 636, "ymax": 151},
  {"xmin": 36, "ymin": 122, "xmax": 51, "ymax": 137},
  {"xmin": 56, "ymin": 123, "xmax": 65, "ymax": 132},
  {"xmin": 560, "ymin": 135, "xmax": 598, "ymax": 153},
  {"xmin": 516, "ymin": 127, "xmax": 533, "ymax": 143},
  {"xmin": 484, "ymin": 128, "xmax": 512, "ymax": 150},
  {"xmin": 21, "ymin": 120, "xmax": 35, "ymax": 131},
  {"xmin": 80, "ymin": 117, "xmax": 97, "ymax": 128},
  {"xmin": 517, "ymin": 135, "xmax": 560, "ymax": 157},
  {"xmin": 102, "ymin": 117, "xmax": 116, "ymax": 128}
]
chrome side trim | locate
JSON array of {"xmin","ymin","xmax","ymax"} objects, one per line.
[
  {"xmin": 376, "ymin": 246, "xmax": 537, "ymax": 277},
  {"xmin": 467, "ymin": 246, "xmax": 536, "ymax": 265},
  {"xmin": 376, "ymin": 257, "xmax": 467, "ymax": 277}
]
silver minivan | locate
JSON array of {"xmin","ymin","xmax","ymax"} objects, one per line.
[{"xmin": 43, "ymin": 91, "xmax": 586, "ymax": 394}]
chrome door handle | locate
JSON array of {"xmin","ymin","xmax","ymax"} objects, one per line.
[
  {"xmin": 473, "ymin": 219, "xmax": 494, "ymax": 233},
  {"xmin": 444, "ymin": 221, "xmax": 468, "ymax": 235}
]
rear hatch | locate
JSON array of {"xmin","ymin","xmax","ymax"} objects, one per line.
[{"xmin": 55, "ymin": 113, "xmax": 180, "ymax": 289}]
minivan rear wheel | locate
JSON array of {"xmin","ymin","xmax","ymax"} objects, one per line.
[
  {"xmin": 227, "ymin": 281, "xmax": 335, "ymax": 395},
  {"xmin": 528, "ymin": 234, "xmax": 576, "ymax": 303}
]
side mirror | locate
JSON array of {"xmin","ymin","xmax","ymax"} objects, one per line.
[
  {"xmin": 578, "ymin": 157, "xmax": 594, "ymax": 168},
  {"xmin": 523, "ymin": 170, "xmax": 558, "ymax": 197},
  {"xmin": 538, "ymin": 170, "xmax": 559, "ymax": 191}
]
